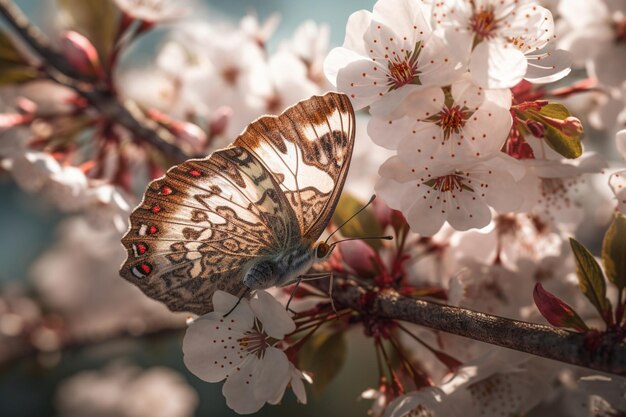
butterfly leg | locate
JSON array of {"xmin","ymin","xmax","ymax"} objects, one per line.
[
  {"xmin": 223, "ymin": 288, "xmax": 251, "ymax": 318},
  {"xmin": 286, "ymin": 277, "xmax": 303, "ymax": 313}
]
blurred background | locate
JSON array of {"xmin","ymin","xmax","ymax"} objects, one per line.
[{"xmin": 0, "ymin": 1, "xmax": 381, "ymax": 416}]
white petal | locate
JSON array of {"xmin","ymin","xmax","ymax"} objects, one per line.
[
  {"xmin": 451, "ymin": 76, "xmax": 485, "ymax": 110},
  {"xmin": 289, "ymin": 367, "xmax": 309, "ymax": 404},
  {"xmin": 343, "ymin": 10, "xmax": 372, "ymax": 54},
  {"xmin": 372, "ymin": 0, "xmax": 431, "ymax": 38},
  {"xmin": 403, "ymin": 87, "xmax": 445, "ymax": 120},
  {"xmin": 445, "ymin": 187, "xmax": 492, "ymax": 231},
  {"xmin": 404, "ymin": 184, "xmax": 447, "ymax": 236},
  {"xmin": 478, "ymin": 167, "xmax": 523, "ymax": 213},
  {"xmin": 183, "ymin": 312, "xmax": 248, "ymax": 383},
  {"xmin": 470, "ymin": 41, "xmax": 527, "ymax": 89},
  {"xmin": 213, "ymin": 291, "xmax": 254, "ymax": 328},
  {"xmin": 397, "ymin": 122, "xmax": 444, "ymax": 165},
  {"xmin": 253, "ymin": 348, "xmax": 291, "ymax": 402},
  {"xmin": 222, "ymin": 356, "xmax": 266, "ymax": 414},
  {"xmin": 324, "ymin": 47, "xmax": 363, "ymax": 87},
  {"xmin": 336, "ymin": 58, "xmax": 388, "ymax": 110},
  {"xmin": 525, "ymin": 48, "xmax": 572, "ymax": 84},
  {"xmin": 250, "ymin": 291, "xmax": 295, "ymax": 339},
  {"xmin": 460, "ymin": 101, "xmax": 512, "ymax": 158},
  {"xmin": 368, "ymin": 115, "xmax": 414, "ymax": 150}
]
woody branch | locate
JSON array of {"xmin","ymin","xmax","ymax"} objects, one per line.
[
  {"xmin": 0, "ymin": 0, "xmax": 192, "ymax": 163},
  {"xmin": 332, "ymin": 281, "xmax": 626, "ymax": 377}
]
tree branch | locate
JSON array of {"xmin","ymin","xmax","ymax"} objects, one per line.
[
  {"xmin": 333, "ymin": 283, "xmax": 626, "ymax": 376},
  {"xmin": 0, "ymin": 0, "xmax": 192, "ymax": 163}
]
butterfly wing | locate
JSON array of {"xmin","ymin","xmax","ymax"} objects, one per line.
[
  {"xmin": 120, "ymin": 146, "xmax": 299, "ymax": 314},
  {"xmin": 234, "ymin": 92, "xmax": 356, "ymax": 240}
]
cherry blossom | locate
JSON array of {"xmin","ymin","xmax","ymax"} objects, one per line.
[
  {"xmin": 377, "ymin": 154, "xmax": 525, "ymax": 235},
  {"xmin": 324, "ymin": 0, "xmax": 462, "ymax": 110},
  {"xmin": 558, "ymin": 0, "xmax": 626, "ymax": 87},
  {"xmin": 183, "ymin": 290, "xmax": 309, "ymax": 414},
  {"xmin": 370, "ymin": 76, "xmax": 512, "ymax": 163},
  {"xmin": 432, "ymin": 0, "xmax": 572, "ymax": 88}
]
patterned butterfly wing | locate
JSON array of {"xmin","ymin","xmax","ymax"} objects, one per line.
[
  {"xmin": 120, "ymin": 146, "xmax": 299, "ymax": 314},
  {"xmin": 234, "ymin": 92, "xmax": 355, "ymax": 240}
]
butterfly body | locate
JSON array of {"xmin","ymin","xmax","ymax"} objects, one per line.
[
  {"xmin": 120, "ymin": 93, "xmax": 355, "ymax": 314},
  {"xmin": 243, "ymin": 241, "xmax": 321, "ymax": 289}
]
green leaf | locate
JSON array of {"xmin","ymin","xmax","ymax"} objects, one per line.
[
  {"xmin": 57, "ymin": 0, "xmax": 119, "ymax": 63},
  {"xmin": 602, "ymin": 213, "xmax": 626, "ymax": 291},
  {"xmin": 297, "ymin": 327, "xmax": 347, "ymax": 396},
  {"xmin": 332, "ymin": 193, "xmax": 383, "ymax": 249},
  {"xmin": 538, "ymin": 103, "xmax": 570, "ymax": 120},
  {"xmin": 570, "ymin": 238, "xmax": 612, "ymax": 324}
]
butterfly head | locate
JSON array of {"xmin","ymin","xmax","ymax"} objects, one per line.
[{"xmin": 315, "ymin": 241, "xmax": 334, "ymax": 260}]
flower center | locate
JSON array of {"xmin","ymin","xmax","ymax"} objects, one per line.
[
  {"xmin": 431, "ymin": 174, "xmax": 466, "ymax": 192},
  {"xmin": 237, "ymin": 330, "xmax": 269, "ymax": 357},
  {"xmin": 435, "ymin": 105, "xmax": 468, "ymax": 140},
  {"xmin": 386, "ymin": 43, "xmax": 421, "ymax": 89},
  {"xmin": 470, "ymin": 7, "xmax": 498, "ymax": 43}
]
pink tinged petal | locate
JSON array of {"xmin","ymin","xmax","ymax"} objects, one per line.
[
  {"xmin": 222, "ymin": 356, "xmax": 266, "ymax": 414},
  {"xmin": 484, "ymin": 87, "xmax": 512, "ymax": 109},
  {"xmin": 610, "ymin": 170, "xmax": 626, "ymax": 215},
  {"xmin": 617, "ymin": 129, "xmax": 626, "ymax": 161},
  {"xmin": 477, "ymin": 167, "xmax": 523, "ymax": 213},
  {"xmin": 404, "ymin": 184, "xmax": 447, "ymax": 236},
  {"xmin": 417, "ymin": 34, "xmax": 465, "ymax": 87},
  {"xmin": 470, "ymin": 41, "xmax": 527, "ymax": 89},
  {"xmin": 451, "ymin": 76, "xmax": 486, "ymax": 110},
  {"xmin": 368, "ymin": 115, "xmax": 414, "ymax": 149},
  {"xmin": 343, "ymin": 10, "xmax": 372, "ymax": 54},
  {"xmin": 182, "ymin": 312, "xmax": 248, "ymax": 383},
  {"xmin": 336, "ymin": 58, "xmax": 388, "ymax": 110},
  {"xmin": 253, "ymin": 348, "xmax": 291, "ymax": 402},
  {"xmin": 403, "ymin": 87, "xmax": 445, "ymax": 120},
  {"xmin": 324, "ymin": 47, "xmax": 363, "ymax": 87},
  {"xmin": 249, "ymin": 291, "xmax": 295, "ymax": 339},
  {"xmin": 369, "ymin": 85, "xmax": 422, "ymax": 118},
  {"xmin": 397, "ymin": 123, "xmax": 444, "ymax": 165},
  {"xmin": 445, "ymin": 187, "xmax": 492, "ymax": 231},
  {"xmin": 378, "ymin": 155, "xmax": 418, "ymax": 183},
  {"xmin": 525, "ymin": 48, "xmax": 572, "ymax": 84},
  {"xmin": 460, "ymin": 101, "xmax": 512, "ymax": 158}
]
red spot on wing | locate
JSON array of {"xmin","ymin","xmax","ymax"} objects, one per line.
[
  {"xmin": 160, "ymin": 185, "xmax": 173, "ymax": 195},
  {"xmin": 151, "ymin": 205, "xmax": 162, "ymax": 213},
  {"xmin": 149, "ymin": 225, "xmax": 158, "ymax": 234},
  {"xmin": 189, "ymin": 169, "xmax": 202, "ymax": 177},
  {"xmin": 137, "ymin": 243, "xmax": 147, "ymax": 254},
  {"xmin": 140, "ymin": 263, "xmax": 151, "ymax": 274}
]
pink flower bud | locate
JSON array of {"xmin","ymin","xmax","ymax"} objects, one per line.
[
  {"xmin": 339, "ymin": 239, "xmax": 377, "ymax": 277},
  {"xmin": 562, "ymin": 116, "xmax": 583, "ymax": 137},
  {"xmin": 525, "ymin": 119, "xmax": 544, "ymax": 138},
  {"xmin": 209, "ymin": 106, "xmax": 232, "ymax": 137},
  {"xmin": 60, "ymin": 31, "xmax": 103, "ymax": 79},
  {"xmin": 173, "ymin": 121, "xmax": 208, "ymax": 154}
]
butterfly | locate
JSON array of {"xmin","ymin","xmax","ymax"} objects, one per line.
[{"xmin": 120, "ymin": 93, "xmax": 355, "ymax": 314}]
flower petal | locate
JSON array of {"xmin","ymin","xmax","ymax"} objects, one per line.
[
  {"xmin": 222, "ymin": 356, "xmax": 266, "ymax": 414},
  {"xmin": 250, "ymin": 290, "xmax": 295, "ymax": 339},
  {"xmin": 253, "ymin": 347, "xmax": 291, "ymax": 403},
  {"xmin": 470, "ymin": 41, "xmax": 527, "ymax": 89}
]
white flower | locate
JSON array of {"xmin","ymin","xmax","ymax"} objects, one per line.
[
  {"xmin": 55, "ymin": 363, "xmax": 198, "ymax": 417},
  {"xmin": 113, "ymin": 0, "xmax": 189, "ymax": 22},
  {"xmin": 324, "ymin": 0, "xmax": 462, "ymax": 110},
  {"xmin": 9, "ymin": 150, "xmax": 61, "ymax": 192},
  {"xmin": 183, "ymin": 290, "xmax": 309, "ymax": 414},
  {"xmin": 433, "ymin": 0, "xmax": 572, "ymax": 88},
  {"xmin": 370, "ymin": 76, "xmax": 512, "ymax": 164},
  {"xmin": 280, "ymin": 20, "xmax": 331, "ymax": 86},
  {"xmin": 376, "ymin": 154, "xmax": 525, "ymax": 235}
]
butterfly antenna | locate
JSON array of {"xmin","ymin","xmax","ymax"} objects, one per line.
[
  {"xmin": 325, "ymin": 194, "xmax": 377, "ymax": 244},
  {"xmin": 329, "ymin": 236, "xmax": 393, "ymax": 249}
]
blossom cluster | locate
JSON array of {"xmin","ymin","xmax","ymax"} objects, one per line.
[{"xmin": 324, "ymin": 0, "xmax": 602, "ymax": 237}]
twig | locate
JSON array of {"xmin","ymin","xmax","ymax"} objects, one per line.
[
  {"xmin": 0, "ymin": 0, "xmax": 192, "ymax": 163},
  {"xmin": 332, "ymin": 283, "xmax": 626, "ymax": 376}
]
